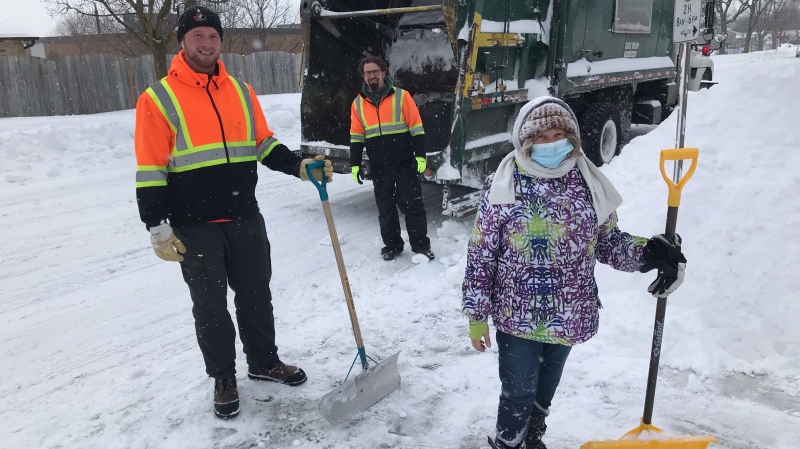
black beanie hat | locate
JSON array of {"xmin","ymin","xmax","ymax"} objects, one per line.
[{"xmin": 177, "ymin": 5, "xmax": 224, "ymax": 42}]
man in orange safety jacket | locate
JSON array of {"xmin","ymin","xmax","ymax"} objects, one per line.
[
  {"xmin": 350, "ymin": 55, "xmax": 434, "ymax": 261},
  {"xmin": 134, "ymin": 5, "xmax": 332, "ymax": 419}
]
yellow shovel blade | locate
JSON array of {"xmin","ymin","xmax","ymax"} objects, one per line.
[{"xmin": 581, "ymin": 422, "xmax": 718, "ymax": 449}]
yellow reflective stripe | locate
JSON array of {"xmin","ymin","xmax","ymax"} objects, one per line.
[
  {"xmin": 170, "ymin": 148, "xmax": 228, "ymax": 171},
  {"xmin": 136, "ymin": 165, "xmax": 168, "ymax": 187},
  {"xmin": 370, "ymin": 121, "xmax": 406, "ymax": 126},
  {"xmin": 170, "ymin": 159, "xmax": 228, "ymax": 172},
  {"xmin": 136, "ymin": 180, "xmax": 168, "ymax": 188},
  {"xmin": 350, "ymin": 133, "xmax": 365, "ymax": 143},
  {"xmin": 364, "ymin": 123, "xmax": 408, "ymax": 138},
  {"xmin": 174, "ymin": 140, "xmax": 257, "ymax": 156},
  {"xmin": 174, "ymin": 142, "xmax": 218, "ymax": 156},
  {"xmin": 396, "ymin": 88, "xmax": 425, "ymax": 135},
  {"xmin": 169, "ymin": 144, "xmax": 256, "ymax": 171},
  {"xmin": 145, "ymin": 88, "xmax": 176, "ymax": 135},
  {"xmin": 170, "ymin": 156, "xmax": 259, "ymax": 173},
  {"xmin": 365, "ymin": 128, "xmax": 410, "ymax": 138},
  {"xmin": 167, "ymin": 142, "xmax": 257, "ymax": 172},
  {"xmin": 228, "ymin": 76, "xmax": 254, "ymax": 143},
  {"xmin": 355, "ymin": 97, "xmax": 368, "ymax": 131},
  {"xmin": 378, "ymin": 123, "xmax": 409, "ymax": 131},
  {"xmin": 257, "ymin": 136, "xmax": 281, "ymax": 162},
  {"xmin": 230, "ymin": 156, "xmax": 258, "ymax": 163},
  {"xmin": 226, "ymin": 143, "xmax": 258, "ymax": 159},
  {"xmin": 160, "ymin": 80, "xmax": 193, "ymax": 150},
  {"xmin": 394, "ymin": 88, "xmax": 403, "ymax": 123}
]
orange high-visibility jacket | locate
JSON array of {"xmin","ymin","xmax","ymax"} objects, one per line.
[
  {"xmin": 349, "ymin": 86, "xmax": 425, "ymax": 167},
  {"xmin": 134, "ymin": 51, "xmax": 301, "ymax": 228}
]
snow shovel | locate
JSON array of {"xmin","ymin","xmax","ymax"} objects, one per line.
[
  {"xmin": 304, "ymin": 161, "xmax": 401, "ymax": 424},
  {"xmin": 582, "ymin": 149, "xmax": 718, "ymax": 449}
]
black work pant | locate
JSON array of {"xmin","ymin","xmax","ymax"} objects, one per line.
[
  {"xmin": 370, "ymin": 159, "xmax": 430, "ymax": 251},
  {"xmin": 174, "ymin": 213, "xmax": 278, "ymax": 379}
]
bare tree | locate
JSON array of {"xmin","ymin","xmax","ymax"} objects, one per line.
[
  {"xmin": 231, "ymin": 0, "xmax": 294, "ymax": 28},
  {"xmin": 52, "ymin": 7, "xmax": 123, "ymax": 55},
  {"xmin": 221, "ymin": 0, "xmax": 299, "ymax": 54},
  {"xmin": 715, "ymin": 0, "xmax": 750, "ymax": 53},
  {"xmin": 762, "ymin": 0, "xmax": 800, "ymax": 46},
  {"xmin": 43, "ymin": 0, "xmax": 207, "ymax": 78},
  {"xmin": 739, "ymin": 0, "xmax": 777, "ymax": 51},
  {"xmin": 775, "ymin": 0, "xmax": 800, "ymax": 42},
  {"xmin": 54, "ymin": 10, "xmax": 99, "ymax": 36}
]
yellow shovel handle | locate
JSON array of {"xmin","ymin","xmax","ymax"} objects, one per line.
[{"xmin": 659, "ymin": 148, "xmax": 699, "ymax": 207}]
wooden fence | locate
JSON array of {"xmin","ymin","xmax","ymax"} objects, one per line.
[{"xmin": 0, "ymin": 51, "xmax": 302, "ymax": 118}]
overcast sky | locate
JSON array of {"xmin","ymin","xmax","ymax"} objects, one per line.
[{"xmin": 0, "ymin": 0, "xmax": 59, "ymax": 37}]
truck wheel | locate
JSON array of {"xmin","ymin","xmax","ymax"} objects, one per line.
[{"xmin": 581, "ymin": 104, "xmax": 621, "ymax": 166}]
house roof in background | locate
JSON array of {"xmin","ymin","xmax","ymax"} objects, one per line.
[
  {"xmin": 37, "ymin": 25, "xmax": 300, "ymax": 43},
  {"xmin": 0, "ymin": 34, "xmax": 39, "ymax": 39}
]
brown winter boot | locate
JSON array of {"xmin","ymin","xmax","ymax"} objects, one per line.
[
  {"xmin": 213, "ymin": 376, "xmax": 240, "ymax": 419},
  {"xmin": 248, "ymin": 360, "xmax": 307, "ymax": 386}
]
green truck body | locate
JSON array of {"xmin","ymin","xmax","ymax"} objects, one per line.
[{"xmin": 299, "ymin": 0, "xmax": 710, "ymax": 214}]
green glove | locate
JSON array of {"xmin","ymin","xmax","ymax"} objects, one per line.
[
  {"xmin": 351, "ymin": 166, "xmax": 363, "ymax": 184},
  {"xmin": 415, "ymin": 156, "xmax": 426, "ymax": 173},
  {"xmin": 469, "ymin": 322, "xmax": 489, "ymax": 340}
]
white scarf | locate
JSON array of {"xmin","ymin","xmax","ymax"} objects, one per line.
[{"xmin": 488, "ymin": 97, "xmax": 623, "ymax": 225}]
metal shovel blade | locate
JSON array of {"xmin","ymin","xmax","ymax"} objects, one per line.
[{"xmin": 319, "ymin": 352, "xmax": 401, "ymax": 424}]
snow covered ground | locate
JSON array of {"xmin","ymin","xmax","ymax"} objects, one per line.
[{"xmin": 1, "ymin": 48, "xmax": 799, "ymax": 449}]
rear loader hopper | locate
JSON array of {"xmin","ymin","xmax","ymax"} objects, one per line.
[{"xmin": 299, "ymin": 0, "xmax": 719, "ymax": 216}]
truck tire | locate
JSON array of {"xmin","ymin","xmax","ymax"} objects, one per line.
[{"xmin": 580, "ymin": 103, "xmax": 621, "ymax": 166}]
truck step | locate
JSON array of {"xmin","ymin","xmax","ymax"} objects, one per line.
[{"xmin": 442, "ymin": 187, "xmax": 482, "ymax": 218}]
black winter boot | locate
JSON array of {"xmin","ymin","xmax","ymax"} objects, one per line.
[
  {"xmin": 412, "ymin": 247, "xmax": 435, "ymax": 261},
  {"xmin": 488, "ymin": 436, "xmax": 524, "ymax": 449},
  {"xmin": 524, "ymin": 415, "xmax": 547, "ymax": 449},
  {"xmin": 381, "ymin": 246, "xmax": 403, "ymax": 261},
  {"xmin": 213, "ymin": 376, "xmax": 240, "ymax": 419}
]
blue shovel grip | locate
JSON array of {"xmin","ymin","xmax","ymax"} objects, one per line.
[{"xmin": 305, "ymin": 160, "xmax": 328, "ymax": 201}]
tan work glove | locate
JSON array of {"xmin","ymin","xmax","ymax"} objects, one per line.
[
  {"xmin": 299, "ymin": 155, "xmax": 334, "ymax": 183},
  {"xmin": 149, "ymin": 223, "xmax": 186, "ymax": 262}
]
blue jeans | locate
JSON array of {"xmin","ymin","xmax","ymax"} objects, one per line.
[{"xmin": 495, "ymin": 331, "xmax": 572, "ymax": 447}]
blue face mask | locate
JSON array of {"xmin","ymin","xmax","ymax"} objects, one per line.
[{"xmin": 531, "ymin": 139, "xmax": 574, "ymax": 168}]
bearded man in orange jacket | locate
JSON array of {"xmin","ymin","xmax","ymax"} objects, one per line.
[
  {"xmin": 134, "ymin": 5, "xmax": 332, "ymax": 419},
  {"xmin": 350, "ymin": 56, "xmax": 434, "ymax": 261}
]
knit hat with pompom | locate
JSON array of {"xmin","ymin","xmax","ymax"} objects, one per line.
[{"xmin": 518, "ymin": 102, "xmax": 578, "ymax": 143}]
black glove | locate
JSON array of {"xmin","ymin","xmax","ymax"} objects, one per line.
[{"xmin": 640, "ymin": 234, "xmax": 687, "ymax": 297}]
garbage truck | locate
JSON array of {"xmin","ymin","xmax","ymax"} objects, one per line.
[{"xmin": 298, "ymin": 0, "xmax": 718, "ymax": 215}]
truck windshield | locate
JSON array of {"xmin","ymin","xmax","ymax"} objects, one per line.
[{"xmin": 614, "ymin": 0, "xmax": 654, "ymax": 33}]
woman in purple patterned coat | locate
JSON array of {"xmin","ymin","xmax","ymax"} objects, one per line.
[{"xmin": 463, "ymin": 97, "xmax": 687, "ymax": 449}]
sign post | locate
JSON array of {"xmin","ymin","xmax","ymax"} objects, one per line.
[{"xmin": 673, "ymin": 0, "xmax": 701, "ymax": 150}]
